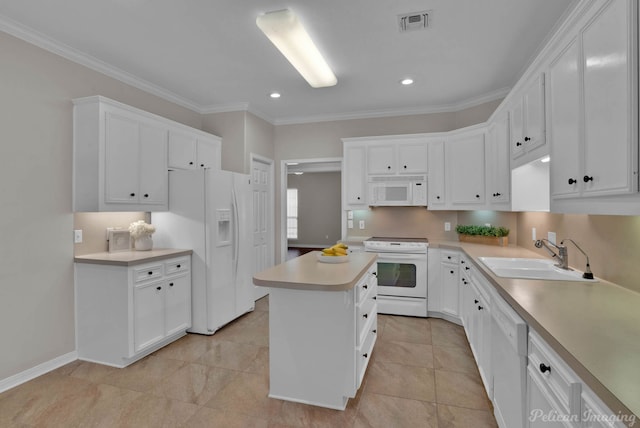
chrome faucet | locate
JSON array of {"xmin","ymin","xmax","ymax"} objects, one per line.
[
  {"xmin": 534, "ymin": 239, "xmax": 569, "ymax": 269},
  {"xmin": 560, "ymin": 238, "xmax": 594, "ymax": 280}
]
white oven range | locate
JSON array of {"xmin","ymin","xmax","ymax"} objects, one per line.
[{"xmin": 363, "ymin": 237, "xmax": 428, "ymax": 317}]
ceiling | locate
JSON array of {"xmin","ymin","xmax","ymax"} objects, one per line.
[{"xmin": 0, "ymin": 0, "xmax": 576, "ymax": 124}]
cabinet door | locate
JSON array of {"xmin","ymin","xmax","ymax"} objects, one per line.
[
  {"xmin": 428, "ymin": 141, "xmax": 446, "ymax": 207},
  {"xmin": 549, "ymin": 38, "xmax": 582, "ymax": 199},
  {"xmin": 446, "ymin": 132, "xmax": 486, "ymax": 205},
  {"xmin": 523, "ymin": 73, "xmax": 546, "ymax": 152},
  {"xmin": 440, "ymin": 262, "xmax": 459, "ymax": 317},
  {"xmin": 104, "ymin": 112, "xmax": 140, "ymax": 204},
  {"xmin": 197, "ymin": 139, "xmax": 220, "ymax": 169},
  {"xmin": 510, "ymin": 101, "xmax": 525, "ymax": 159},
  {"xmin": 164, "ymin": 274, "xmax": 191, "ymax": 336},
  {"xmin": 138, "ymin": 123, "xmax": 168, "ymax": 206},
  {"xmin": 344, "ymin": 146, "xmax": 367, "ymax": 207},
  {"xmin": 168, "ymin": 130, "xmax": 197, "ymax": 169},
  {"xmin": 582, "ymin": 0, "xmax": 637, "ymax": 196},
  {"xmin": 397, "ymin": 143, "xmax": 428, "ymax": 174},
  {"xmin": 133, "ymin": 281, "xmax": 165, "ymax": 353},
  {"xmin": 527, "ymin": 370, "xmax": 569, "ymax": 428},
  {"xmin": 367, "ymin": 145, "xmax": 396, "ymax": 174},
  {"xmin": 487, "ymin": 113, "xmax": 511, "ymax": 204}
]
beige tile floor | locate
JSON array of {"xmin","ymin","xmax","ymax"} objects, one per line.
[{"xmin": 0, "ymin": 297, "xmax": 497, "ymax": 427}]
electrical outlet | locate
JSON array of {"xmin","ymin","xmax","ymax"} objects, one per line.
[
  {"xmin": 74, "ymin": 229, "xmax": 83, "ymax": 244},
  {"xmin": 485, "ymin": 223, "xmax": 491, "ymax": 227},
  {"xmin": 444, "ymin": 222, "xmax": 451, "ymax": 231},
  {"xmin": 532, "ymin": 227, "xmax": 537, "ymax": 241},
  {"xmin": 348, "ymin": 220, "xmax": 354, "ymax": 229},
  {"xmin": 359, "ymin": 220, "xmax": 365, "ymax": 229},
  {"xmin": 548, "ymin": 231, "xmax": 557, "ymax": 245}
]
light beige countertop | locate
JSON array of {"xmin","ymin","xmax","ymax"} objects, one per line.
[
  {"xmin": 432, "ymin": 240, "xmax": 640, "ymax": 420},
  {"xmin": 74, "ymin": 248, "xmax": 192, "ymax": 266},
  {"xmin": 253, "ymin": 251, "xmax": 377, "ymax": 292}
]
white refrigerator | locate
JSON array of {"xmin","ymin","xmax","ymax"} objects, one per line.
[{"xmin": 152, "ymin": 168, "xmax": 254, "ymax": 335}]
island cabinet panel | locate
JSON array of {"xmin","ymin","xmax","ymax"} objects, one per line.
[{"xmin": 265, "ymin": 262, "xmax": 377, "ymax": 410}]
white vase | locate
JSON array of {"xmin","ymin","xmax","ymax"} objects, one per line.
[{"xmin": 134, "ymin": 235, "xmax": 153, "ymax": 251}]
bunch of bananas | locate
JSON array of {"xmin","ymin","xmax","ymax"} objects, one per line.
[{"xmin": 321, "ymin": 243, "xmax": 349, "ymax": 256}]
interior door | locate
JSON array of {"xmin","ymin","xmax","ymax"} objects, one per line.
[{"xmin": 251, "ymin": 156, "xmax": 273, "ymax": 300}]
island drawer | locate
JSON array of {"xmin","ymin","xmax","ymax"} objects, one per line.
[
  {"xmin": 356, "ymin": 312, "xmax": 377, "ymax": 389},
  {"xmin": 356, "ymin": 269, "xmax": 376, "ymax": 304},
  {"xmin": 357, "ymin": 294, "xmax": 376, "ymax": 343}
]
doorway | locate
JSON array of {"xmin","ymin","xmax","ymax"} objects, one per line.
[{"xmin": 280, "ymin": 158, "xmax": 342, "ymax": 262}]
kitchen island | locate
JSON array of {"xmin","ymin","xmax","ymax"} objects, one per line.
[{"xmin": 253, "ymin": 251, "xmax": 378, "ymax": 410}]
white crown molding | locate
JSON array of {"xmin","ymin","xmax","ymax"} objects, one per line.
[
  {"xmin": 270, "ymin": 87, "xmax": 511, "ymax": 125},
  {"xmin": 0, "ymin": 14, "xmax": 203, "ymax": 113},
  {"xmin": 1, "ymin": 12, "xmax": 510, "ymax": 126}
]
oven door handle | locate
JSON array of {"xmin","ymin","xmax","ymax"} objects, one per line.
[{"xmin": 374, "ymin": 253, "xmax": 426, "ymax": 261}]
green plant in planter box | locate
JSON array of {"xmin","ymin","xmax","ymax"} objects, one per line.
[{"xmin": 455, "ymin": 225, "xmax": 510, "ymax": 237}]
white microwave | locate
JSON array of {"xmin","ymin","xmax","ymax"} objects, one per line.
[{"xmin": 368, "ymin": 175, "xmax": 428, "ymax": 206}]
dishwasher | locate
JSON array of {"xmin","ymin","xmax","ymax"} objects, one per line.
[{"xmin": 491, "ymin": 295, "xmax": 528, "ymax": 428}]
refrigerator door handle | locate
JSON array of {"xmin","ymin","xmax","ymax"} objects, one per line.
[{"xmin": 231, "ymin": 187, "xmax": 240, "ymax": 279}]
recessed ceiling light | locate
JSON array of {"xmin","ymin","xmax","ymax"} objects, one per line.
[
  {"xmin": 270, "ymin": 92, "xmax": 281, "ymax": 99},
  {"xmin": 400, "ymin": 78, "xmax": 414, "ymax": 85}
]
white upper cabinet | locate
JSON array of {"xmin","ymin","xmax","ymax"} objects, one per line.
[
  {"xmin": 73, "ymin": 96, "xmax": 222, "ymax": 212},
  {"xmin": 168, "ymin": 130, "xmax": 221, "ymax": 170},
  {"xmin": 427, "ymin": 140, "xmax": 446, "ymax": 207},
  {"xmin": 367, "ymin": 140, "xmax": 428, "ymax": 175},
  {"xmin": 549, "ymin": 0, "xmax": 638, "ymax": 211},
  {"xmin": 342, "ymin": 143, "xmax": 368, "ymax": 209},
  {"xmin": 510, "ymin": 73, "xmax": 547, "ymax": 167},
  {"xmin": 74, "ymin": 98, "xmax": 169, "ymax": 212},
  {"xmin": 446, "ymin": 129, "xmax": 486, "ymax": 207},
  {"xmin": 486, "ymin": 111, "xmax": 511, "ymax": 207}
]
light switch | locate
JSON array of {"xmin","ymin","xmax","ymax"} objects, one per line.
[
  {"xmin": 444, "ymin": 222, "xmax": 451, "ymax": 231},
  {"xmin": 348, "ymin": 220, "xmax": 354, "ymax": 229},
  {"xmin": 548, "ymin": 231, "xmax": 556, "ymax": 245},
  {"xmin": 74, "ymin": 230, "xmax": 83, "ymax": 244}
]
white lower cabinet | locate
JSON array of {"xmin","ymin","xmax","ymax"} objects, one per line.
[
  {"xmin": 76, "ymin": 255, "xmax": 191, "ymax": 367},
  {"xmin": 267, "ymin": 264, "xmax": 377, "ymax": 410},
  {"xmin": 527, "ymin": 331, "xmax": 582, "ymax": 427},
  {"xmin": 440, "ymin": 250, "xmax": 460, "ymax": 319}
]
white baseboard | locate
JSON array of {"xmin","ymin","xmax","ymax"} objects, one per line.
[{"xmin": 0, "ymin": 351, "xmax": 78, "ymax": 393}]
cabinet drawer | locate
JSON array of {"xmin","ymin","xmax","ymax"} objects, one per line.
[
  {"xmin": 133, "ymin": 264, "xmax": 163, "ymax": 283},
  {"xmin": 357, "ymin": 295, "xmax": 377, "ymax": 344},
  {"xmin": 165, "ymin": 258, "xmax": 190, "ymax": 276},
  {"xmin": 356, "ymin": 313, "xmax": 377, "ymax": 389},
  {"xmin": 441, "ymin": 250, "xmax": 460, "ymax": 264},
  {"xmin": 355, "ymin": 273, "xmax": 375, "ymax": 304},
  {"xmin": 528, "ymin": 331, "xmax": 581, "ymax": 417}
]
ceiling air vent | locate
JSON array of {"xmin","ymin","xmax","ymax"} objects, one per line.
[{"xmin": 398, "ymin": 10, "xmax": 431, "ymax": 32}]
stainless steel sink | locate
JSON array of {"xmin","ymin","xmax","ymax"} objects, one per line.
[{"xmin": 478, "ymin": 257, "xmax": 598, "ymax": 282}]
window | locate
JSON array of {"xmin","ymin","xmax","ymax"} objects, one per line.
[{"xmin": 287, "ymin": 188, "xmax": 298, "ymax": 239}]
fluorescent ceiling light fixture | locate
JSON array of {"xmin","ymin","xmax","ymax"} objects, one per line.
[
  {"xmin": 256, "ymin": 9, "xmax": 337, "ymax": 88},
  {"xmin": 540, "ymin": 156, "xmax": 550, "ymax": 163},
  {"xmin": 400, "ymin": 78, "xmax": 414, "ymax": 85}
]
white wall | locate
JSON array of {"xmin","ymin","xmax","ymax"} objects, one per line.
[{"xmin": 0, "ymin": 31, "xmax": 203, "ymax": 381}]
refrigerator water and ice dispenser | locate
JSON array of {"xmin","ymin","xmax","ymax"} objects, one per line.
[{"xmin": 216, "ymin": 209, "xmax": 231, "ymax": 246}]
